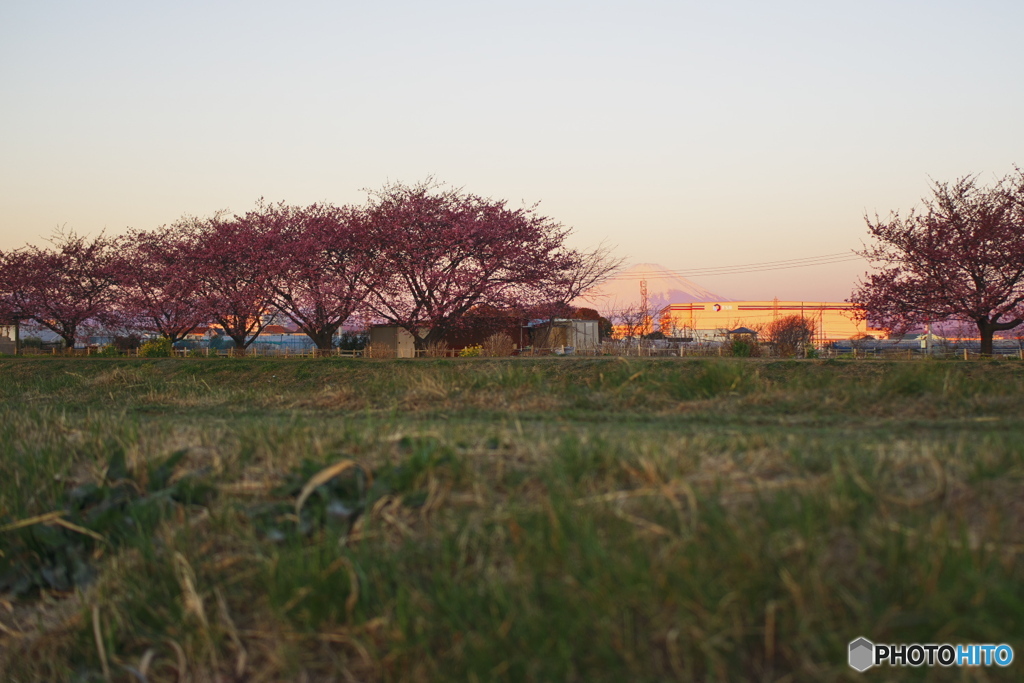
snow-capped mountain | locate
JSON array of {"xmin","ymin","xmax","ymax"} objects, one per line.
[{"xmin": 574, "ymin": 262, "xmax": 729, "ymax": 315}]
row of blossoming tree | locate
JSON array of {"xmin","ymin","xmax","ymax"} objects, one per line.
[{"xmin": 0, "ymin": 180, "xmax": 622, "ymax": 352}]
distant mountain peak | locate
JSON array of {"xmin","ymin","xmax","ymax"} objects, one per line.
[{"xmin": 574, "ymin": 263, "xmax": 729, "ymax": 314}]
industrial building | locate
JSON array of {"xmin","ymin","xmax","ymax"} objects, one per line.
[{"xmin": 660, "ymin": 300, "xmax": 879, "ymax": 343}]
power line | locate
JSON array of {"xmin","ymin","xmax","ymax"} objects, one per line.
[
  {"xmin": 663, "ymin": 256, "xmax": 863, "ymax": 278},
  {"xmin": 607, "ymin": 252, "xmax": 859, "ymax": 277},
  {"xmin": 604, "ymin": 252, "xmax": 865, "ymax": 281},
  {"xmin": 632, "ymin": 251, "xmax": 854, "ymax": 270}
]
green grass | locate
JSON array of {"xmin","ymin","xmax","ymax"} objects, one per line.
[{"xmin": 0, "ymin": 357, "xmax": 1022, "ymax": 681}]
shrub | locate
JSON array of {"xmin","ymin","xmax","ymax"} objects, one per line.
[
  {"xmin": 459, "ymin": 344, "xmax": 483, "ymax": 358},
  {"xmin": 764, "ymin": 316, "xmax": 815, "ymax": 357},
  {"xmin": 138, "ymin": 337, "xmax": 173, "ymax": 358},
  {"xmin": 425, "ymin": 341, "xmax": 450, "ymax": 358},
  {"xmin": 336, "ymin": 332, "xmax": 368, "ymax": 351},
  {"xmin": 482, "ymin": 333, "xmax": 515, "ymax": 357},
  {"xmin": 112, "ymin": 333, "xmax": 142, "ymax": 351},
  {"xmin": 96, "ymin": 344, "xmax": 122, "ymax": 357},
  {"xmin": 728, "ymin": 336, "xmax": 760, "ymax": 357}
]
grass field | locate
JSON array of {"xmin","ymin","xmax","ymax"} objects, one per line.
[{"xmin": 1, "ymin": 356, "xmax": 1022, "ymax": 682}]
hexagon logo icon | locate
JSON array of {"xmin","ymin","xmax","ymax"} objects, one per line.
[{"xmin": 849, "ymin": 637, "xmax": 874, "ymax": 672}]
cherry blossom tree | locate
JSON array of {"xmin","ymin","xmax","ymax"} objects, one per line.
[
  {"xmin": 361, "ymin": 180, "xmax": 604, "ymax": 351},
  {"xmin": 237, "ymin": 201, "xmax": 379, "ymax": 351},
  {"xmin": 851, "ymin": 170, "xmax": 1024, "ymax": 355},
  {"xmin": 0, "ymin": 249, "xmax": 15, "ymax": 323},
  {"xmin": 180, "ymin": 214, "xmax": 274, "ymax": 351},
  {"xmin": 537, "ymin": 240, "xmax": 624, "ymax": 312},
  {"xmin": 116, "ymin": 225, "xmax": 210, "ymax": 344},
  {"xmin": 0, "ymin": 229, "xmax": 124, "ymax": 349},
  {"xmin": 516, "ymin": 241, "xmax": 623, "ymax": 328}
]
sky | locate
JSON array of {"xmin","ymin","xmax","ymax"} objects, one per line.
[{"xmin": 2, "ymin": 0, "xmax": 1022, "ymax": 304}]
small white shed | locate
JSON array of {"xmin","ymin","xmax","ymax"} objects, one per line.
[{"xmin": 369, "ymin": 325, "xmax": 418, "ymax": 358}]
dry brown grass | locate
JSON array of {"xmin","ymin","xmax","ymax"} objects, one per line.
[
  {"xmin": 424, "ymin": 341, "xmax": 450, "ymax": 358},
  {"xmin": 363, "ymin": 342, "xmax": 396, "ymax": 359},
  {"xmin": 3, "ymin": 359, "xmax": 1024, "ymax": 681},
  {"xmin": 305, "ymin": 385, "xmax": 366, "ymax": 410},
  {"xmin": 86, "ymin": 367, "xmax": 146, "ymax": 387},
  {"xmin": 481, "ymin": 333, "xmax": 515, "ymax": 357}
]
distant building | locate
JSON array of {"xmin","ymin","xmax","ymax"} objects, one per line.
[
  {"xmin": 184, "ymin": 326, "xmax": 221, "ymax": 341},
  {"xmin": 660, "ymin": 301, "xmax": 881, "ymax": 343},
  {"xmin": 262, "ymin": 324, "xmax": 295, "ymax": 335}
]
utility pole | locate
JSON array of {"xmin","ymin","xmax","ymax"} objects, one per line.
[{"xmin": 640, "ymin": 280, "xmax": 648, "ymax": 335}]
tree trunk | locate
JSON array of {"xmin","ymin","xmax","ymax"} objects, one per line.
[
  {"xmin": 308, "ymin": 326, "xmax": 339, "ymax": 351},
  {"xmin": 977, "ymin": 317, "xmax": 1023, "ymax": 356},
  {"xmin": 415, "ymin": 327, "xmax": 446, "ymax": 352},
  {"xmin": 978, "ymin": 323, "xmax": 995, "ymax": 356},
  {"xmin": 165, "ymin": 323, "xmax": 202, "ymax": 346},
  {"xmin": 313, "ymin": 334, "xmax": 334, "ymax": 351}
]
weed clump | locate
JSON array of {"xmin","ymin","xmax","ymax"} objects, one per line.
[
  {"xmin": 0, "ymin": 448, "xmax": 214, "ymax": 596},
  {"xmin": 138, "ymin": 337, "xmax": 174, "ymax": 358}
]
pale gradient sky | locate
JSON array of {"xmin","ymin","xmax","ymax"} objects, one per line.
[{"xmin": 2, "ymin": 0, "xmax": 1022, "ymax": 303}]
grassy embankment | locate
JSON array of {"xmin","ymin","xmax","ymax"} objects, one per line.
[{"xmin": 1, "ymin": 357, "xmax": 1023, "ymax": 682}]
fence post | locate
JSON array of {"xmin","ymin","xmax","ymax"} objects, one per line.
[{"xmin": 964, "ymin": 348, "xmax": 968, "ymax": 361}]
